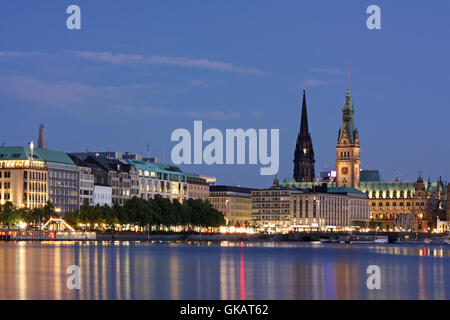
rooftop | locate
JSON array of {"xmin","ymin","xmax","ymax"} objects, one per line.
[{"xmin": 0, "ymin": 146, "xmax": 75, "ymax": 165}]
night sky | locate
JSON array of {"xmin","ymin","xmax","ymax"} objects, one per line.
[{"xmin": 1, "ymin": 1, "xmax": 449, "ymax": 188}]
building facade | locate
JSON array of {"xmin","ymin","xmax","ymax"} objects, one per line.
[
  {"xmin": 359, "ymin": 170, "xmax": 446, "ymax": 232},
  {"xmin": 77, "ymin": 156, "xmax": 139, "ymax": 205},
  {"xmin": 128, "ymin": 160, "xmax": 188, "ymax": 203},
  {"xmin": 93, "ymin": 185, "xmax": 112, "ymax": 207},
  {"xmin": 0, "ymin": 146, "xmax": 79, "ymax": 214},
  {"xmin": 186, "ymin": 173, "xmax": 210, "ymax": 201},
  {"xmin": 293, "ymin": 89, "xmax": 315, "ymax": 182},
  {"xmin": 252, "ymin": 183, "xmax": 369, "ymax": 232},
  {"xmin": 210, "ymin": 186, "xmax": 253, "ymax": 225},
  {"xmin": 77, "ymin": 165, "xmax": 94, "ymax": 206}
]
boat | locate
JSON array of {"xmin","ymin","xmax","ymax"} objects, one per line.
[
  {"xmin": 349, "ymin": 235, "xmax": 388, "ymax": 244},
  {"xmin": 319, "ymin": 237, "xmax": 331, "ymax": 243}
]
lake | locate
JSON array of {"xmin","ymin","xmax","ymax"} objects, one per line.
[{"xmin": 0, "ymin": 241, "xmax": 448, "ymax": 300}]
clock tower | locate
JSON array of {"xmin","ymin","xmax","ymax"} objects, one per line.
[{"xmin": 336, "ymin": 77, "xmax": 360, "ymax": 189}]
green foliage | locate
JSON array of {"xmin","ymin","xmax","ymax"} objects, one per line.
[
  {"xmin": 0, "ymin": 202, "xmax": 20, "ymax": 228},
  {"xmin": 0, "ymin": 197, "xmax": 226, "ymax": 231},
  {"xmin": 352, "ymin": 221, "xmax": 367, "ymax": 228},
  {"xmin": 369, "ymin": 220, "xmax": 383, "ymax": 229}
]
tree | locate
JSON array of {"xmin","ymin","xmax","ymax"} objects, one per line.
[
  {"xmin": 0, "ymin": 202, "xmax": 19, "ymax": 228},
  {"xmin": 369, "ymin": 220, "xmax": 382, "ymax": 230},
  {"xmin": 42, "ymin": 201, "xmax": 55, "ymax": 222},
  {"xmin": 352, "ymin": 221, "xmax": 367, "ymax": 229}
]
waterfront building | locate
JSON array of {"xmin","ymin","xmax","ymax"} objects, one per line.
[
  {"xmin": 77, "ymin": 165, "xmax": 94, "ymax": 206},
  {"xmin": 252, "ymin": 181, "xmax": 369, "ymax": 232},
  {"xmin": 186, "ymin": 172, "xmax": 209, "ymax": 200},
  {"xmin": 0, "ymin": 145, "xmax": 79, "ymax": 214},
  {"xmin": 359, "ymin": 170, "xmax": 447, "ymax": 232},
  {"xmin": 78, "ymin": 156, "xmax": 139, "ymax": 205},
  {"xmin": 125, "ymin": 159, "xmax": 188, "ymax": 203},
  {"xmin": 210, "ymin": 185, "xmax": 253, "ymax": 225},
  {"xmin": 293, "ymin": 89, "xmax": 315, "ymax": 182},
  {"xmin": 93, "ymin": 185, "xmax": 112, "ymax": 207},
  {"xmin": 336, "ymin": 81, "xmax": 361, "ymax": 189}
]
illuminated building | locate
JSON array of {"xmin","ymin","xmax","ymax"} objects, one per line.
[
  {"xmin": 252, "ymin": 180, "xmax": 369, "ymax": 232},
  {"xmin": 125, "ymin": 159, "xmax": 188, "ymax": 203},
  {"xmin": 359, "ymin": 170, "xmax": 447, "ymax": 232},
  {"xmin": 199, "ymin": 174, "xmax": 216, "ymax": 185},
  {"xmin": 74, "ymin": 156, "xmax": 139, "ymax": 205},
  {"xmin": 0, "ymin": 145, "xmax": 79, "ymax": 213},
  {"xmin": 77, "ymin": 165, "xmax": 94, "ymax": 205},
  {"xmin": 210, "ymin": 186, "xmax": 253, "ymax": 225},
  {"xmin": 186, "ymin": 173, "xmax": 210, "ymax": 201}
]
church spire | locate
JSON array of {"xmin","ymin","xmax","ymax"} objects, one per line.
[
  {"xmin": 300, "ymin": 89, "xmax": 309, "ymax": 134},
  {"xmin": 293, "ymin": 89, "xmax": 315, "ymax": 183}
]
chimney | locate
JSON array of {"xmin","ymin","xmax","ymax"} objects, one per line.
[{"xmin": 37, "ymin": 124, "xmax": 46, "ymax": 149}]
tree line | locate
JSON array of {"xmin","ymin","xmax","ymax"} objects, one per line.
[
  {"xmin": 65, "ymin": 195, "xmax": 226, "ymax": 231},
  {"xmin": 0, "ymin": 196, "xmax": 226, "ymax": 231}
]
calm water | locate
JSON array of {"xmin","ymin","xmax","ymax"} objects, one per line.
[{"xmin": 0, "ymin": 241, "xmax": 448, "ymax": 300}]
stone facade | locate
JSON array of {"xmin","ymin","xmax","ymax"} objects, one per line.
[
  {"xmin": 252, "ymin": 183, "xmax": 370, "ymax": 232},
  {"xmin": 359, "ymin": 172, "xmax": 446, "ymax": 232}
]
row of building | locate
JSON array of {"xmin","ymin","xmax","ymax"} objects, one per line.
[
  {"xmin": 0, "ymin": 142, "xmax": 372, "ymax": 232},
  {"xmin": 0, "ymin": 146, "xmax": 213, "ymax": 214}
]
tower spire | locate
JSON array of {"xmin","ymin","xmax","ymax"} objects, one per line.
[
  {"xmin": 293, "ymin": 89, "xmax": 315, "ymax": 183},
  {"xmin": 300, "ymin": 89, "xmax": 309, "ymax": 134}
]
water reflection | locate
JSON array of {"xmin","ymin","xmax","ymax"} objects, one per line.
[{"xmin": 0, "ymin": 241, "xmax": 448, "ymax": 300}]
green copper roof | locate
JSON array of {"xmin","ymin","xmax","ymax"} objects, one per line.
[
  {"xmin": 0, "ymin": 146, "xmax": 75, "ymax": 165},
  {"xmin": 327, "ymin": 187, "xmax": 366, "ymax": 195},
  {"xmin": 338, "ymin": 85, "xmax": 357, "ymax": 144}
]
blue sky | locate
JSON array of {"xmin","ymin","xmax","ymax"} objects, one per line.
[{"xmin": 0, "ymin": 1, "xmax": 449, "ymax": 188}]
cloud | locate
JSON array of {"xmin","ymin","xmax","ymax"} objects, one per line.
[
  {"xmin": 0, "ymin": 75, "xmax": 240, "ymax": 120},
  {"xmin": 309, "ymin": 67, "xmax": 347, "ymax": 75},
  {"xmin": 0, "ymin": 75, "xmax": 103, "ymax": 111},
  {"xmin": 65, "ymin": 50, "xmax": 263, "ymax": 75},
  {"xmin": 185, "ymin": 110, "xmax": 240, "ymax": 120},
  {"xmin": 188, "ymin": 80, "xmax": 208, "ymax": 87},
  {"xmin": 0, "ymin": 51, "xmax": 48, "ymax": 58},
  {"xmin": 298, "ymin": 79, "xmax": 330, "ymax": 88}
]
